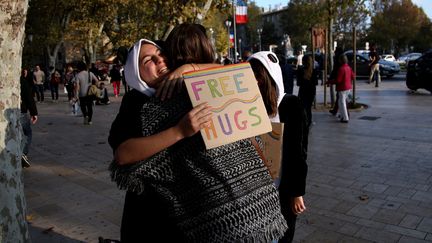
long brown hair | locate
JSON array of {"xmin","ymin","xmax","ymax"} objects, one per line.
[
  {"xmin": 302, "ymin": 55, "xmax": 313, "ymax": 80},
  {"xmin": 249, "ymin": 59, "xmax": 278, "ymax": 118},
  {"xmin": 165, "ymin": 23, "xmax": 215, "ymax": 69}
]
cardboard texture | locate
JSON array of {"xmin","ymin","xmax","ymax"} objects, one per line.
[
  {"xmin": 183, "ymin": 63, "xmax": 272, "ymax": 149},
  {"xmin": 260, "ymin": 122, "xmax": 284, "ymax": 180}
]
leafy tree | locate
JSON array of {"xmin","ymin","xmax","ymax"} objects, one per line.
[
  {"xmin": 333, "ymin": 0, "xmax": 369, "ymax": 50},
  {"xmin": 261, "ymin": 20, "xmax": 280, "ymax": 50},
  {"xmin": 202, "ymin": 7, "xmax": 230, "ymax": 58},
  {"xmin": 368, "ymin": 0, "xmax": 430, "ymax": 54},
  {"xmin": 411, "ymin": 21, "xmax": 432, "ymax": 52},
  {"xmin": 24, "ymin": 0, "xmax": 230, "ymax": 68},
  {"xmin": 25, "ymin": 0, "xmax": 76, "ymax": 69},
  {"xmin": 244, "ymin": 2, "xmax": 263, "ymax": 52},
  {"xmin": 279, "ymin": 0, "xmax": 326, "ymax": 51}
]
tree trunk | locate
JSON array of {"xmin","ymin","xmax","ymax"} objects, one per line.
[
  {"xmin": 46, "ymin": 42, "xmax": 62, "ymax": 69},
  {"xmin": 0, "ymin": 0, "xmax": 30, "ymax": 242}
]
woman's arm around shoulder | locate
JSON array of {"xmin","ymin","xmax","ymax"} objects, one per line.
[{"xmin": 115, "ymin": 102, "xmax": 212, "ymax": 165}]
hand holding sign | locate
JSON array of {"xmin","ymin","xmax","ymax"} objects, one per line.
[
  {"xmin": 183, "ymin": 63, "xmax": 272, "ymax": 149},
  {"xmin": 176, "ymin": 102, "xmax": 213, "ymax": 139}
]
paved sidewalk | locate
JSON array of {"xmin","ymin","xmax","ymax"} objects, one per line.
[{"xmin": 24, "ymin": 76, "xmax": 432, "ymax": 243}]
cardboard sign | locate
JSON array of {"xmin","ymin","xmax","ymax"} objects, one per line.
[
  {"xmin": 183, "ymin": 63, "xmax": 272, "ymax": 149},
  {"xmin": 260, "ymin": 122, "xmax": 284, "ymax": 180}
]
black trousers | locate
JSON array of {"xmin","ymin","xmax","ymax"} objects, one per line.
[
  {"xmin": 121, "ymin": 190, "xmax": 186, "ymax": 243},
  {"xmin": 279, "ymin": 195, "xmax": 298, "ymax": 243},
  {"xmin": 79, "ymin": 96, "xmax": 93, "ymax": 122},
  {"xmin": 298, "ymin": 86, "xmax": 316, "ymax": 128}
]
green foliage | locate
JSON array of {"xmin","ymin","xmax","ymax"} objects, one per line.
[
  {"xmin": 202, "ymin": 7, "xmax": 230, "ymax": 56},
  {"xmin": 368, "ymin": 0, "xmax": 431, "ymax": 54},
  {"xmin": 24, "ymin": 0, "xmax": 230, "ymax": 66},
  {"xmin": 244, "ymin": 2, "xmax": 262, "ymax": 51},
  {"xmin": 278, "ymin": 0, "xmax": 369, "ymax": 52},
  {"xmin": 279, "ymin": 0, "xmax": 326, "ymax": 50}
]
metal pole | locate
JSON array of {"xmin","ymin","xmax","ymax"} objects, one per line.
[
  {"xmin": 239, "ymin": 38, "xmax": 242, "ymax": 61},
  {"xmin": 233, "ymin": 0, "xmax": 238, "ymax": 63},
  {"xmin": 324, "ymin": 28, "xmax": 328, "ymax": 106},
  {"xmin": 226, "ymin": 20, "xmax": 231, "ymax": 60},
  {"xmin": 353, "ymin": 26, "xmax": 357, "ymax": 105},
  {"xmin": 257, "ymin": 29, "xmax": 262, "ymax": 52},
  {"xmin": 311, "ymin": 27, "xmax": 316, "ymax": 109}
]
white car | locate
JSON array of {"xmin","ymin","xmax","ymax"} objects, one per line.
[{"xmin": 382, "ymin": 54, "xmax": 396, "ymax": 62}]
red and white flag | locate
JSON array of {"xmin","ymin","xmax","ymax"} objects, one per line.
[{"xmin": 236, "ymin": 0, "xmax": 248, "ymax": 24}]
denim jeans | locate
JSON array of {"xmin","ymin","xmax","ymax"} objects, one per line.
[
  {"xmin": 35, "ymin": 84, "xmax": 44, "ymax": 101},
  {"xmin": 51, "ymin": 84, "xmax": 59, "ymax": 100},
  {"xmin": 20, "ymin": 113, "xmax": 32, "ymax": 155}
]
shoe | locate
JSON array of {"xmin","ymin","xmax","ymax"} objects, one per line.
[
  {"xmin": 329, "ymin": 110, "xmax": 337, "ymax": 116},
  {"xmin": 21, "ymin": 155, "xmax": 31, "ymax": 168},
  {"xmin": 84, "ymin": 116, "xmax": 89, "ymax": 125},
  {"xmin": 88, "ymin": 121, "xmax": 92, "ymax": 125},
  {"xmin": 340, "ymin": 119, "xmax": 349, "ymax": 123}
]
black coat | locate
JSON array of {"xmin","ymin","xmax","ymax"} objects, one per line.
[
  {"xmin": 20, "ymin": 75, "xmax": 37, "ymax": 116},
  {"xmin": 278, "ymin": 94, "xmax": 308, "ymax": 198}
]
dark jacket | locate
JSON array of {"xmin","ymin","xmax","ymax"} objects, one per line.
[
  {"xmin": 109, "ymin": 67, "xmax": 122, "ymax": 82},
  {"xmin": 20, "ymin": 74, "xmax": 37, "ymax": 116},
  {"xmin": 296, "ymin": 67, "xmax": 318, "ymax": 87},
  {"xmin": 108, "ymin": 89, "xmax": 185, "ymax": 242},
  {"xmin": 108, "ymin": 89, "xmax": 149, "ymax": 151},
  {"xmin": 278, "ymin": 94, "xmax": 308, "ymax": 198},
  {"xmin": 280, "ymin": 63, "xmax": 294, "ymax": 95}
]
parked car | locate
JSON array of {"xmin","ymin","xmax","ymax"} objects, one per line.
[
  {"xmin": 344, "ymin": 52, "xmax": 400, "ymax": 78},
  {"xmin": 382, "ymin": 54, "xmax": 396, "ymax": 62},
  {"xmin": 406, "ymin": 50, "xmax": 432, "ymax": 93},
  {"xmin": 397, "ymin": 53, "xmax": 422, "ymax": 68}
]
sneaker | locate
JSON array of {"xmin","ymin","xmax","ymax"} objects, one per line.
[
  {"xmin": 21, "ymin": 155, "xmax": 31, "ymax": 168},
  {"xmin": 88, "ymin": 121, "xmax": 92, "ymax": 125},
  {"xmin": 84, "ymin": 116, "xmax": 89, "ymax": 125}
]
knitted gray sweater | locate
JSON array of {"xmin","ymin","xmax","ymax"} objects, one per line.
[{"xmin": 110, "ymin": 90, "xmax": 287, "ymax": 242}]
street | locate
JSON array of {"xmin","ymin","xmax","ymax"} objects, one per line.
[{"xmin": 24, "ymin": 73, "xmax": 432, "ymax": 242}]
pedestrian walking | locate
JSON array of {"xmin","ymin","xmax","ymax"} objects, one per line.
[
  {"xmin": 109, "ymin": 64, "xmax": 122, "ymax": 98},
  {"xmin": 20, "ymin": 68, "xmax": 38, "ymax": 168},
  {"xmin": 33, "ymin": 65, "xmax": 45, "ymax": 102},
  {"xmin": 72, "ymin": 61, "xmax": 99, "ymax": 125},
  {"xmin": 50, "ymin": 69, "xmax": 61, "ymax": 102},
  {"xmin": 327, "ymin": 54, "xmax": 354, "ymax": 123},
  {"xmin": 297, "ymin": 55, "xmax": 318, "ymax": 128},
  {"xmin": 369, "ymin": 45, "xmax": 381, "ymax": 87}
]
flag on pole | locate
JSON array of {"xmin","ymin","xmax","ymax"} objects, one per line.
[{"xmin": 236, "ymin": 0, "xmax": 248, "ymax": 24}]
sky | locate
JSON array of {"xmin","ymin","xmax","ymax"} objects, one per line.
[{"xmin": 252, "ymin": 0, "xmax": 432, "ymax": 19}]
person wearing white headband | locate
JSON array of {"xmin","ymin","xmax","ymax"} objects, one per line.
[
  {"xmin": 109, "ymin": 24, "xmax": 288, "ymax": 243},
  {"xmin": 249, "ymin": 51, "xmax": 309, "ymax": 243},
  {"xmin": 109, "ymin": 38, "xmax": 213, "ymax": 242}
]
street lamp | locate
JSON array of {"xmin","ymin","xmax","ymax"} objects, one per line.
[
  {"xmin": 238, "ymin": 38, "xmax": 242, "ymax": 61},
  {"xmin": 209, "ymin": 27, "xmax": 216, "ymax": 60},
  {"xmin": 225, "ymin": 20, "xmax": 232, "ymax": 60},
  {"xmin": 257, "ymin": 28, "xmax": 263, "ymax": 52},
  {"xmin": 209, "ymin": 28, "xmax": 215, "ymax": 48},
  {"xmin": 27, "ymin": 33, "xmax": 33, "ymax": 67}
]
